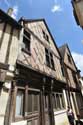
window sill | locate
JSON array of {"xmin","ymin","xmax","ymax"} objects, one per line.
[
  {"xmin": 15, "ymin": 116, "xmax": 24, "ymax": 122},
  {"xmin": 46, "ymin": 64, "xmax": 56, "ymax": 71},
  {"xmin": 22, "ymin": 48, "xmax": 31, "ymax": 56},
  {"xmin": 15, "ymin": 112, "xmax": 39, "ymax": 122}
]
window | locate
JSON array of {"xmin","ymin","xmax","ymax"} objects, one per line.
[
  {"xmin": 42, "ymin": 30, "xmax": 49, "ymax": 42},
  {"xmin": 27, "ymin": 91, "xmax": 39, "ymax": 114},
  {"xmin": 72, "ymin": 72, "xmax": 78, "ymax": 84},
  {"xmin": 45, "ymin": 48, "xmax": 55, "ymax": 70},
  {"xmin": 15, "ymin": 90, "xmax": 24, "ymax": 116},
  {"xmin": 61, "ymin": 67, "xmax": 65, "ymax": 77},
  {"xmin": 22, "ymin": 29, "xmax": 31, "ymax": 54},
  {"xmin": 67, "ymin": 54, "xmax": 72, "ymax": 63},
  {"xmin": 15, "ymin": 89, "xmax": 39, "ymax": 117},
  {"xmin": 52, "ymin": 93, "xmax": 65, "ymax": 110},
  {"xmin": 44, "ymin": 95, "xmax": 49, "ymax": 110}
]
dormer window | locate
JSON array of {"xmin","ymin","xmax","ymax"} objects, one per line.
[
  {"xmin": 22, "ymin": 29, "xmax": 31, "ymax": 55},
  {"xmin": 45, "ymin": 48, "xmax": 55, "ymax": 70},
  {"xmin": 42, "ymin": 30, "xmax": 49, "ymax": 42},
  {"xmin": 67, "ymin": 54, "xmax": 72, "ymax": 63}
]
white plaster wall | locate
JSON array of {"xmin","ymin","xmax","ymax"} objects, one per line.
[
  {"xmin": 0, "ymin": 24, "xmax": 11, "ymax": 63},
  {"xmin": 54, "ymin": 110, "xmax": 69, "ymax": 125},
  {"xmin": 8, "ymin": 28, "xmax": 19, "ymax": 66},
  {"xmin": 11, "ymin": 120, "xmax": 27, "ymax": 125},
  {"xmin": 0, "ymin": 117, "xmax": 4, "ymax": 125}
]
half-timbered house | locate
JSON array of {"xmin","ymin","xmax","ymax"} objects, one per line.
[
  {"xmin": 0, "ymin": 8, "xmax": 22, "ymax": 125},
  {"xmin": 59, "ymin": 44, "xmax": 83, "ymax": 119},
  {"xmin": 14, "ymin": 18, "xmax": 69, "ymax": 125}
]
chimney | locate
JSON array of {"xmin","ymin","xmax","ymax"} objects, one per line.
[{"xmin": 7, "ymin": 8, "xmax": 13, "ymax": 16}]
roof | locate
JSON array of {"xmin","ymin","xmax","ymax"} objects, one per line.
[
  {"xmin": 0, "ymin": 9, "xmax": 22, "ymax": 29},
  {"xmin": 59, "ymin": 43, "xmax": 78, "ymax": 71},
  {"xmin": 19, "ymin": 18, "xmax": 62, "ymax": 59}
]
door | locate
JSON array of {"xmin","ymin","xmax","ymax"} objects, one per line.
[{"xmin": 27, "ymin": 90, "xmax": 40, "ymax": 125}]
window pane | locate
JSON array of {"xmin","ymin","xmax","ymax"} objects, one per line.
[
  {"xmin": 23, "ymin": 30, "xmax": 31, "ymax": 53},
  {"xmin": 51, "ymin": 59, "xmax": 55, "ymax": 69},
  {"xmin": 46, "ymin": 55, "xmax": 50, "ymax": 67},
  {"xmin": 27, "ymin": 93, "xmax": 32, "ymax": 113},
  {"xmin": 16, "ymin": 90, "xmax": 24, "ymax": 116},
  {"xmin": 56, "ymin": 94, "xmax": 60, "ymax": 109},
  {"xmin": 67, "ymin": 54, "xmax": 71, "ymax": 63},
  {"xmin": 61, "ymin": 67, "xmax": 65, "ymax": 77},
  {"xmin": 23, "ymin": 36, "xmax": 30, "ymax": 52},
  {"xmin": 52, "ymin": 94, "xmax": 57, "ymax": 109},
  {"xmin": 44, "ymin": 95, "xmax": 49, "ymax": 109},
  {"xmin": 27, "ymin": 91, "xmax": 39, "ymax": 114},
  {"xmin": 60, "ymin": 94, "xmax": 64, "ymax": 108},
  {"xmin": 33, "ymin": 94, "xmax": 39, "ymax": 111}
]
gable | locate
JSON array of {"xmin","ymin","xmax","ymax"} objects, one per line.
[
  {"xmin": 64, "ymin": 45, "xmax": 77, "ymax": 71},
  {"xmin": 24, "ymin": 19, "xmax": 61, "ymax": 58}
]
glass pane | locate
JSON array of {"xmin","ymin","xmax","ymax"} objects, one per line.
[
  {"xmin": 56, "ymin": 94, "xmax": 60, "ymax": 109},
  {"xmin": 51, "ymin": 59, "xmax": 55, "ymax": 69},
  {"xmin": 16, "ymin": 90, "xmax": 24, "ymax": 116},
  {"xmin": 60, "ymin": 94, "xmax": 64, "ymax": 108},
  {"xmin": 33, "ymin": 94, "xmax": 39, "ymax": 111},
  {"xmin": 52, "ymin": 94, "xmax": 57, "ymax": 110},
  {"xmin": 27, "ymin": 93, "xmax": 32, "ymax": 113},
  {"xmin": 44, "ymin": 95, "xmax": 49, "ymax": 109},
  {"xmin": 23, "ymin": 36, "xmax": 30, "ymax": 51}
]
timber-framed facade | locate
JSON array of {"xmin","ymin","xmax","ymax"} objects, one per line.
[{"xmin": 59, "ymin": 44, "xmax": 83, "ymax": 119}]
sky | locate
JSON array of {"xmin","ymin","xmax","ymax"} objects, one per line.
[{"xmin": 0, "ymin": 0, "xmax": 83, "ymax": 75}]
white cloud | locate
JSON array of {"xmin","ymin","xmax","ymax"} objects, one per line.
[
  {"xmin": 72, "ymin": 52, "xmax": 83, "ymax": 75},
  {"xmin": 51, "ymin": 5, "xmax": 62, "ymax": 13},
  {"xmin": 11, "ymin": 6, "xmax": 18, "ymax": 19}
]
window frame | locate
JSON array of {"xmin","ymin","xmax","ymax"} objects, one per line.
[
  {"xmin": 61, "ymin": 66, "xmax": 65, "ymax": 77},
  {"xmin": 45, "ymin": 48, "xmax": 55, "ymax": 70},
  {"xmin": 52, "ymin": 92, "xmax": 65, "ymax": 111},
  {"xmin": 15, "ymin": 89, "xmax": 25, "ymax": 117},
  {"xmin": 15, "ymin": 87, "xmax": 40, "ymax": 121},
  {"xmin": 42, "ymin": 30, "xmax": 49, "ymax": 42},
  {"xmin": 22, "ymin": 29, "xmax": 31, "ymax": 55},
  {"xmin": 67, "ymin": 54, "xmax": 72, "ymax": 63}
]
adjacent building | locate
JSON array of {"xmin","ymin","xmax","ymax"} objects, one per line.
[
  {"xmin": 72, "ymin": 0, "xmax": 83, "ymax": 28},
  {"xmin": 59, "ymin": 44, "xmax": 83, "ymax": 119}
]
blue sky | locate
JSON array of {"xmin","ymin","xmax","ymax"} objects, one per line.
[{"xmin": 0, "ymin": 0, "xmax": 83, "ymax": 75}]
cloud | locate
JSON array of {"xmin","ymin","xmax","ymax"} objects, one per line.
[
  {"xmin": 11, "ymin": 6, "xmax": 18, "ymax": 19},
  {"xmin": 51, "ymin": 5, "xmax": 62, "ymax": 13},
  {"xmin": 72, "ymin": 52, "xmax": 83, "ymax": 75}
]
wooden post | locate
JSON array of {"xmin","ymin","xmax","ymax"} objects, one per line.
[
  {"xmin": 49, "ymin": 80, "xmax": 55, "ymax": 125},
  {"xmin": 5, "ymin": 81, "xmax": 16, "ymax": 125},
  {"xmin": 40, "ymin": 86, "xmax": 45, "ymax": 125}
]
